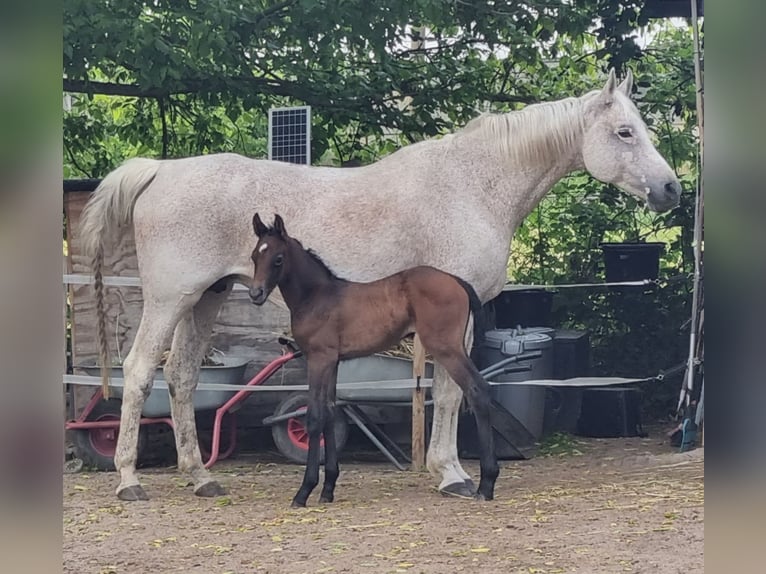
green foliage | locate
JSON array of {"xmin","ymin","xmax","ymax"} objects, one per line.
[{"xmin": 64, "ymin": 0, "xmax": 660, "ymax": 175}]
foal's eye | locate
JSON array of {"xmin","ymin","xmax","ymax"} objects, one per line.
[
  {"xmin": 617, "ymin": 127, "xmax": 634, "ymax": 139},
  {"xmin": 273, "ymin": 255, "xmax": 284, "ymax": 267}
]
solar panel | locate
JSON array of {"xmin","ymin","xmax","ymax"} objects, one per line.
[{"xmin": 268, "ymin": 105, "xmax": 311, "ymax": 165}]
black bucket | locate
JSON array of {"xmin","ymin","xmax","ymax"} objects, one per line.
[
  {"xmin": 492, "ymin": 288, "xmax": 554, "ymax": 328},
  {"xmin": 600, "ymin": 242, "xmax": 665, "ymax": 284}
]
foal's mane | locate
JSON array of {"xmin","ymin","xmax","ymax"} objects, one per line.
[{"xmin": 460, "ymin": 93, "xmax": 593, "ymax": 164}]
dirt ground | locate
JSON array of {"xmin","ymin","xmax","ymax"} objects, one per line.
[{"xmin": 63, "ymin": 429, "xmax": 704, "ymax": 574}]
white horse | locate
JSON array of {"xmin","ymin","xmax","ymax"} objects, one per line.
[{"xmin": 80, "ymin": 69, "xmax": 681, "ymax": 501}]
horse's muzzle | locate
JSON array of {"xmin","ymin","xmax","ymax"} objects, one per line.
[
  {"xmin": 249, "ymin": 286, "xmax": 268, "ymax": 305},
  {"xmin": 647, "ymin": 180, "xmax": 682, "ymax": 212}
]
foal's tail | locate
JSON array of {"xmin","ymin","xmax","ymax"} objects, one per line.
[
  {"xmin": 79, "ymin": 158, "xmax": 161, "ymax": 399},
  {"xmin": 452, "ymin": 275, "xmax": 487, "ymax": 360}
]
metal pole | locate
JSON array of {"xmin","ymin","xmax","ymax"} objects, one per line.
[{"xmin": 678, "ymin": 0, "xmax": 704, "ymax": 412}]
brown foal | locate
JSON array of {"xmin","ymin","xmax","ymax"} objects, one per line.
[{"xmin": 249, "ymin": 213, "xmax": 498, "ymax": 507}]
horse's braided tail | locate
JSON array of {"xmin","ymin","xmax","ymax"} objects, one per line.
[
  {"xmin": 79, "ymin": 157, "xmax": 161, "ymax": 400},
  {"xmin": 92, "ymin": 245, "xmax": 111, "ymax": 399}
]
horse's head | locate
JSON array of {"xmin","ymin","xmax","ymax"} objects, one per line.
[
  {"xmin": 581, "ymin": 69, "xmax": 681, "ymax": 212},
  {"xmin": 249, "ymin": 212, "xmax": 290, "ymax": 305}
]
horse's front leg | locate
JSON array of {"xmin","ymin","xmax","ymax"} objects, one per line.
[
  {"xmin": 292, "ymin": 355, "xmax": 336, "ymax": 508},
  {"xmin": 427, "ymin": 362, "xmax": 475, "ymax": 498},
  {"xmin": 437, "ymin": 355, "xmax": 499, "ymax": 501},
  {"xmin": 319, "ymin": 365, "xmax": 340, "ymax": 503}
]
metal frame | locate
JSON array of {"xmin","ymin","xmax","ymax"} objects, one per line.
[{"xmin": 267, "ymin": 105, "xmax": 311, "ymax": 164}]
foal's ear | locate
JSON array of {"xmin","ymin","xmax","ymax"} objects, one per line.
[
  {"xmin": 253, "ymin": 212, "xmax": 269, "ymax": 237},
  {"xmin": 273, "ymin": 213, "xmax": 287, "ymax": 237}
]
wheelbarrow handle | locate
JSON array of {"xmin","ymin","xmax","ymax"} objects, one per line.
[
  {"xmin": 478, "ymin": 351, "xmax": 543, "ymax": 380},
  {"xmin": 278, "ymin": 336, "xmax": 302, "ymax": 356}
]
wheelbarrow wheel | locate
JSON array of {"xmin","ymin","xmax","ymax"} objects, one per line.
[
  {"xmin": 72, "ymin": 399, "xmax": 148, "ymax": 472},
  {"xmin": 271, "ymin": 392, "xmax": 349, "ymax": 464}
]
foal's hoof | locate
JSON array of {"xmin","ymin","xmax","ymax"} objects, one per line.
[
  {"xmin": 117, "ymin": 484, "xmax": 149, "ymax": 501},
  {"xmin": 473, "ymin": 491, "xmax": 493, "ymax": 502},
  {"xmin": 194, "ymin": 481, "xmax": 227, "ymax": 498},
  {"xmin": 319, "ymin": 494, "xmax": 334, "ymax": 504},
  {"xmin": 439, "ymin": 481, "xmax": 475, "ymax": 499},
  {"xmin": 290, "ymin": 500, "xmax": 306, "ymax": 509}
]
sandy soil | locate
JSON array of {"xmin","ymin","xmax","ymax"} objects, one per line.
[{"xmin": 63, "ymin": 431, "xmax": 704, "ymax": 574}]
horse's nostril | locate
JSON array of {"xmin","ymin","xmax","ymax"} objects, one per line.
[
  {"xmin": 249, "ymin": 287, "xmax": 264, "ymax": 301},
  {"xmin": 664, "ymin": 181, "xmax": 680, "ymax": 197}
]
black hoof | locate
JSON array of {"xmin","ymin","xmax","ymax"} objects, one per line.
[
  {"xmin": 290, "ymin": 500, "xmax": 306, "ymax": 509},
  {"xmin": 194, "ymin": 481, "xmax": 227, "ymax": 498},
  {"xmin": 117, "ymin": 485, "xmax": 149, "ymax": 501},
  {"xmin": 319, "ymin": 494, "xmax": 334, "ymax": 504},
  {"xmin": 474, "ymin": 491, "xmax": 494, "ymax": 501},
  {"xmin": 463, "ymin": 478, "xmax": 476, "ymax": 493},
  {"xmin": 439, "ymin": 481, "xmax": 475, "ymax": 499}
]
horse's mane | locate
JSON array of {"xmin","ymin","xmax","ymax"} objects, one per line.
[
  {"xmin": 460, "ymin": 94, "xmax": 591, "ymax": 164},
  {"xmin": 262, "ymin": 226, "xmax": 344, "ymax": 281},
  {"xmin": 304, "ymin": 246, "xmax": 343, "ymax": 281}
]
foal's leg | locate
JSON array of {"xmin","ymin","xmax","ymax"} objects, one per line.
[
  {"xmin": 292, "ymin": 356, "xmax": 337, "ymax": 508},
  {"xmin": 114, "ymin": 300, "xmax": 188, "ymax": 501},
  {"xmin": 163, "ymin": 284, "xmax": 231, "ymax": 497},
  {"xmin": 431, "ymin": 351, "xmax": 498, "ymax": 501},
  {"xmin": 319, "ymin": 366, "xmax": 340, "ymax": 503}
]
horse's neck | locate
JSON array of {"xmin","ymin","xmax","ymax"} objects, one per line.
[
  {"xmin": 279, "ymin": 244, "xmax": 339, "ymax": 309},
  {"xmin": 451, "ymin": 101, "xmax": 586, "ymax": 229}
]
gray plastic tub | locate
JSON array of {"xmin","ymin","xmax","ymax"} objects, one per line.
[
  {"xmin": 478, "ymin": 328, "xmax": 554, "ymax": 439},
  {"xmin": 336, "ymin": 354, "xmax": 434, "ymax": 402},
  {"xmin": 75, "ymin": 356, "xmax": 250, "ymax": 418}
]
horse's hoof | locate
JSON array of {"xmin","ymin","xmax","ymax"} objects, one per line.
[
  {"xmin": 439, "ymin": 481, "xmax": 475, "ymax": 499},
  {"xmin": 319, "ymin": 494, "xmax": 334, "ymax": 504},
  {"xmin": 194, "ymin": 481, "xmax": 227, "ymax": 498},
  {"xmin": 117, "ymin": 485, "xmax": 149, "ymax": 501},
  {"xmin": 474, "ymin": 489, "xmax": 494, "ymax": 501},
  {"xmin": 290, "ymin": 500, "xmax": 306, "ymax": 509},
  {"xmin": 463, "ymin": 478, "xmax": 476, "ymax": 493}
]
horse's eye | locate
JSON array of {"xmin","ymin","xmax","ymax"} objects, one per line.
[
  {"xmin": 273, "ymin": 255, "xmax": 284, "ymax": 267},
  {"xmin": 617, "ymin": 127, "xmax": 633, "ymax": 139}
]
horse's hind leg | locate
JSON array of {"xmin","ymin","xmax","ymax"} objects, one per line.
[
  {"xmin": 114, "ymin": 300, "xmax": 188, "ymax": 501},
  {"xmin": 163, "ymin": 283, "xmax": 232, "ymax": 497},
  {"xmin": 431, "ymin": 351, "xmax": 498, "ymax": 501},
  {"xmin": 426, "ymin": 314, "xmax": 496, "ymax": 499}
]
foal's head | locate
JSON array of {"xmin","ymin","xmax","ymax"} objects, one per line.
[{"xmin": 249, "ymin": 212, "xmax": 292, "ymax": 305}]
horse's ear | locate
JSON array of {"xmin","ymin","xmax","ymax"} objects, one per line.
[
  {"xmin": 273, "ymin": 213, "xmax": 287, "ymax": 237},
  {"xmin": 618, "ymin": 69, "xmax": 633, "ymax": 97},
  {"xmin": 601, "ymin": 68, "xmax": 617, "ymax": 103},
  {"xmin": 253, "ymin": 212, "xmax": 268, "ymax": 237}
]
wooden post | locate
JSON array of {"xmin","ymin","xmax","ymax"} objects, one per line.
[{"xmin": 411, "ymin": 333, "xmax": 426, "ymax": 471}]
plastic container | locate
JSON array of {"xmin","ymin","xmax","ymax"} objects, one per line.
[
  {"xmin": 600, "ymin": 242, "xmax": 665, "ymax": 283},
  {"xmin": 477, "ymin": 329, "xmax": 553, "ymax": 439},
  {"xmin": 492, "ymin": 288, "xmax": 554, "ymax": 328}
]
